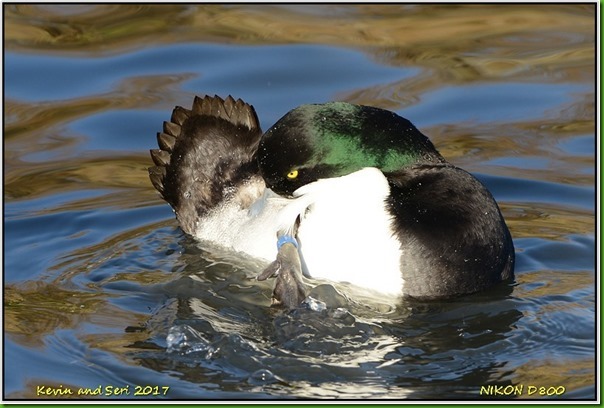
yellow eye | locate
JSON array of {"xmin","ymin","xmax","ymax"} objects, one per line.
[{"xmin": 287, "ymin": 169, "xmax": 299, "ymax": 179}]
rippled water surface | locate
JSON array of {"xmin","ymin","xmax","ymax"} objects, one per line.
[{"xmin": 4, "ymin": 4, "xmax": 598, "ymax": 401}]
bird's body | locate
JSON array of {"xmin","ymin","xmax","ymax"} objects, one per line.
[
  {"xmin": 291, "ymin": 167, "xmax": 404, "ymax": 295},
  {"xmin": 149, "ymin": 95, "xmax": 514, "ymax": 302}
]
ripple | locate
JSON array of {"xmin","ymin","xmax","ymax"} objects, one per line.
[{"xmin": 3, "ymin": 3, "xmax": 596, "ymax": 400}]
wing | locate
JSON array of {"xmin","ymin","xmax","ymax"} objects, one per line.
[{"xmin": 385, "ymin": 164, "xmax": 515, "ymax": 299}]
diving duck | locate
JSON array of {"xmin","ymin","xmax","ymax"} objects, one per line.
[{"xmin": 149, "ymin": 95, "xmax": 514, "ymax": 308}]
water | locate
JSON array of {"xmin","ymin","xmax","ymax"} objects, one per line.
[{"xmin": 3, "ymin": 4, "xmax": 597, "ymax": 401}]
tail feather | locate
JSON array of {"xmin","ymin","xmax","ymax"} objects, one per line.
[
  {"xmin": 157, "ymin": 132, "xmax": 176, "ymax": 152},
  {"xmin": 148, "ymin": 95, "xmax": 263, "ymax": 235},
  {"xmin": 150, "ymin": 149, "xmax": 170, "ymax": 166},
  {"xmin": 162, "ymin": 120, "xmax": 182, "ymax": 137},
  {"xmin": 148, "ymin": 165, "xmax": 166, "ymax": 194},
  {"xmin": 189, "ymin": 95, "xmax": 259, "ymax": 129},
  {"xmin": 170, "ymin": 106, "xmax": 191, "ymax": 126}
]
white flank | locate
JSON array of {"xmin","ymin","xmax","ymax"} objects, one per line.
[{"xmin": 194, "ymin": 179, "xmax": 287, "ymax": 262}]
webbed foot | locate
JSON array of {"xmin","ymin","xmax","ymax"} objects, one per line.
[{"xmin": 257, "ymin": 239, "xmax": 307, "ymax": 310}]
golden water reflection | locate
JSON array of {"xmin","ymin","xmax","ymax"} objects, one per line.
[{"xmin": 3, "ymin": 3, "xmax": 596, "ymax": 400}]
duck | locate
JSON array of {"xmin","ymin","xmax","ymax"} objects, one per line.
[{"xmin": 149, "ymin": 95, "xmax": 515, "ymax": 308}]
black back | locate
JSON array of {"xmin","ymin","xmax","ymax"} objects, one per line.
[{"xmin": 386, "ymin": 164, "xmax": 515, "ymax": 299}]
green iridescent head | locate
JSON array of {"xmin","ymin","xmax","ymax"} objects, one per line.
[{"xmin": 257, "ymin": 102, "xmax": 445, "ymax": 196}]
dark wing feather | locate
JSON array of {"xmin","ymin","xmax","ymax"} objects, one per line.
[
  {"xmin": 385, "ymin": 164, "xmax": 515, "ymax": 299},
  {"xmin": 148, "ymin": 95, "xmax": 263, "ymax": 235}
]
